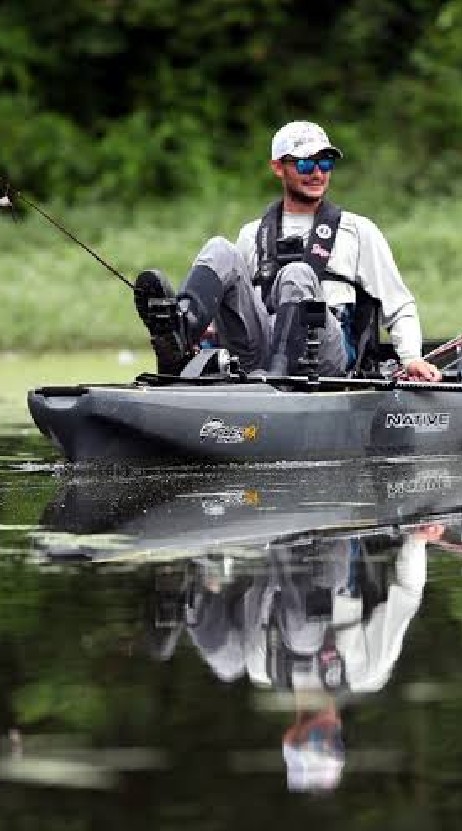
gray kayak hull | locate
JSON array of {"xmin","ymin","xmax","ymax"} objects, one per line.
[{"xmin": 27, "ymin": 377, "xmax": 462, "ymax": 463}]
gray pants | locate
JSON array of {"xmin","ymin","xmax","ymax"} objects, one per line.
[{"xmin": 184, "ymin": 236, "xmax": 346, "ymax": 374}]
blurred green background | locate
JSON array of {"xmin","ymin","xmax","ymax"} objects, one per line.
[{"xmin": 1, "ymin": 0, "xmax": 462, "ymax": 351}]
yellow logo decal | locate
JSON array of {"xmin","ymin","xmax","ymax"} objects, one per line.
[{"xmin": 243, "ymin": 425, "xmax": 259, "ymax": 441}]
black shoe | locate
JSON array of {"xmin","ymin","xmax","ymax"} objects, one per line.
[
  {"xmin": 134, "ymin": 269, "xmax": 191, "ymax": 375},
  {"xmin": 134, "ymin": 269, "xmax": 175, "ymax": 325}
]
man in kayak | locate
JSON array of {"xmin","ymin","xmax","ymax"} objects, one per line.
[{"xmin": 135, "ymin": 120, "xmax": 441, "ymax": 380}]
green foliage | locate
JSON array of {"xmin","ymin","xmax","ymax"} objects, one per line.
[
  {"xmin": 2, "ymin": 0, "xmax": 460, "ymax": 202},
  {"xmin": 367, "ymin": 1, "xmax": 462, "ymax": 195},
  {"xmin": 0, "ymin": 95, "xmax": 96, "ymax": 201},
  {"xmin": 1, "ymin": 0, "xmax": 461, "ymax": 352},
  {"xmin": 95, "ymin": 110, "xmax": 213, "ymax": 200}
]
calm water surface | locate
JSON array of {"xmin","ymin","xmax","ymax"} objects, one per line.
[{"xmin": 2, "ymin": 416, "xmax": 462, "ymax": 829}]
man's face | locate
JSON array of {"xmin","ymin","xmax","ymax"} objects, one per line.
[{"xmin": 271, "ymin": 155, "xmax": 333, "ymax": 205}]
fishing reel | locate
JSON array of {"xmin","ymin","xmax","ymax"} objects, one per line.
[{"xmin": 0, "ymin": 180, "xmax": 22, "ymax": 221}]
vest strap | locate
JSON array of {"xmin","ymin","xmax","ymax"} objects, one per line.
[{"xmin": 304, "ymin": 200, "xmax": 342, "ymax": 277}]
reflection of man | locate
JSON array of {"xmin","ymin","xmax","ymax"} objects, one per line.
[
  {"xmin": 147, "ymin": 525, "xmax": 441, "ymax": 791},
  {"xmin": 145, "ymin": 564, "xmax": 247, "ymax": 681},
  {"xmin": 275, "ymin": 526, "xmax": 440, "ymax": 791}
]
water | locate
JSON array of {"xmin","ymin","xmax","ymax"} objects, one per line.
[{"xmin": 2, "ymin": 418, "xmax": 462, "ymax": 828}]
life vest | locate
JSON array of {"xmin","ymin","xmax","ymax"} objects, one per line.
[{"xmin": 255, "ymin": 199, "xmax": 380, "ymax": 373}]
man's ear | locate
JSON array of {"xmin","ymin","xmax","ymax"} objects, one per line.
[{"xmin": 270, "ymin": 160, "xmax": 284, "ymax": 180}]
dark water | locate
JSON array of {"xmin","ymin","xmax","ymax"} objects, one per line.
[{"xmin": 2, "ymin": 421, "xmax": 462, "ymax": 829}]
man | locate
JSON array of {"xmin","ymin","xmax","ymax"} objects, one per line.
[{"xmin": 135, "ymin": 120, "xmax": 440, "ymax": 380}]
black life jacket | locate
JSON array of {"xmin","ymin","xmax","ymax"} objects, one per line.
[{"xmin": 256, "ymin": 198, "xmax": 380, "ymax": 373}]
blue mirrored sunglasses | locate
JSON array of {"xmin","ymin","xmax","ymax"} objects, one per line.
[{"xmin": 284, "ymin": 157, "xmax": 335, "ymax": 175}]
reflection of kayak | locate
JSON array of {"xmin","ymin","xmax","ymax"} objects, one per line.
[
  {"xmin": 27, "ymin": 365, "xmax": 462, "ymax": 464},
  {"xmin": 33, "ymin": 456, "xmax": 462, "ymax": 564}
]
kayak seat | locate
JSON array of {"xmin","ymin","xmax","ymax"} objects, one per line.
[
  {"xmin": 350, "ymin": 287, "xmax": 381, "ymax": 376},
  {"xmin": 180, "ymin": 348, "xmax": 242, "ymax": 379}
]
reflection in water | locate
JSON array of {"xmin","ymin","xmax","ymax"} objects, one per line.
[
  {"xmin": 33, "ymin": 455, "xmax": 462, "ymax": 561},
  {"xmin": 17, "ymin": 454, "xmax": 462, "ymax": 797},
  {"xmin": 3, "ymin": 437, "xmax": 462, "ymax": 825},
  {"xmin": 142, "ymin": 522, "xmax": 442, "ymax": 793}
]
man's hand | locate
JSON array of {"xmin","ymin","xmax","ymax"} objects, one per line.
[
  {"xmin": 404, "ymin": 358, "xmax": 442, "ymax": 382},
  {"xmin": 411, "ymin": 522, "xmax": 445, "ymax": 542}
]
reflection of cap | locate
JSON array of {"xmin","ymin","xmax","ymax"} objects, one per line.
[
  {"xmin": 283, "ymin": 717, "xmax": 345, "ymax": 792},
  {"xmin": 271, "ymin": 121, "xmax": 343, "ymax": 161}
]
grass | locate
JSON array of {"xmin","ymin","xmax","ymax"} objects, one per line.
[
  {"xmin": 0, "ymin": 349, "xmax": 153, "ymax": 425},
  {"xmin": 1, "ymin": 187, "xmax": 462, "ymax": 353},
  {"xmin": 0, "ymin": 192, "xmax": 261, "ymax": 351}
]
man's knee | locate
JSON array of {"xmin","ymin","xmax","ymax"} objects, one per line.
[
  {"xmin": 279, "ymin": 262, "xmax": 322, "ymax": 297},
  {"xmin": 198, "ymin": 235, "xmax": 235, "ymax": 256},
  {"xmin": 194, "ymin": 236, "xmax": 244, "ymax": 285},
  {"xmin": 269, "ymin": 262, "xmax": 324, "ymax": 309}
]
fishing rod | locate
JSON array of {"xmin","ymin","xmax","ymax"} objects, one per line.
[
  {"xmin": 423, "ymin": 334, "xmax": 462, "ymax": 362},
  {"xmin": 0, "ymin": 179, "xmax": 134, "ymax": 290}
]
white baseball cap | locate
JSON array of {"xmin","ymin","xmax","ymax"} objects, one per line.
[{"xmin": 271, "ymin": 121, "xmax": 342, "ymax": 161}]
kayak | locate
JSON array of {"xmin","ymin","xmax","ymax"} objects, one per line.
[
  {"xmin": 28, "ymin": 371, "xmax": 462, "ymax": 465},
  {"xmin": 27, "ymin": 352, "xmax": 462, "ymax": 464}
]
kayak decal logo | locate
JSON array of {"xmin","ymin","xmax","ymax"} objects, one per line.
[
  {"xmin": 199, "ymin": 418, "xmax": 259, "ymax": 444},
  {"xmin": 385, "ymin": 412, "xmax": 450, "ymax": 432}
]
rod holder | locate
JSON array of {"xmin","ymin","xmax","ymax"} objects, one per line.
[{"xmin": 297, "ymin": 300, "xmax": 327, "ymax": 381}]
